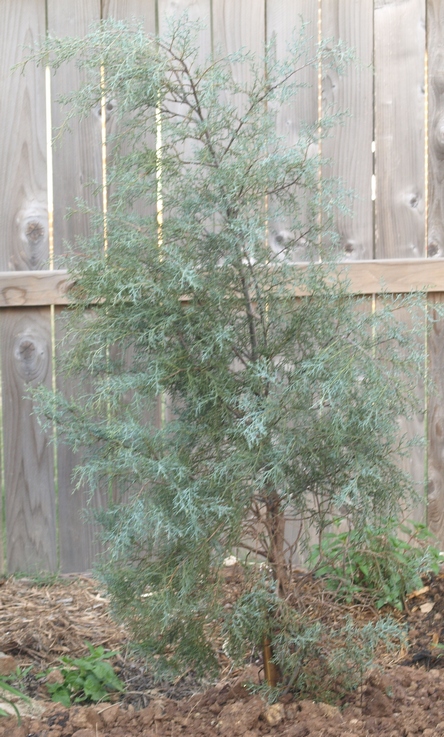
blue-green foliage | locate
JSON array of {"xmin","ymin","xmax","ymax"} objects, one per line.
[{"xmin": 31, "ymin": 17, "xmax": 431, "ymax": 684}]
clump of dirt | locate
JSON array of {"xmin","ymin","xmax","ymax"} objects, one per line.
[{"xmin": 2, "ymin": 573, "xmax": 444, "ymax": 736}]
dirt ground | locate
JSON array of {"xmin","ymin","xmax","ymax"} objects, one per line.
[{"xmin": 1, "ymin": 573, "xmax": 444, "ymax": 736}]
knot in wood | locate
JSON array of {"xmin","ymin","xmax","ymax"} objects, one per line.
[
  {"xmin": 25, "ymin": 220, "xmax": 45, "ymax": 245},
  {"xmin": 14, "ymin": 332, "xmax": 48, "ymax": 384},
  {"xmin": 96, "ymin": 99, "xmax": 116, "ymax": 122}
]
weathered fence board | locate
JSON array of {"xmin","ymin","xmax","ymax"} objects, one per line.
[
  {"xmin": 49, "ymin": 0, "xmax": 102, "ymax": 255},
  {"xmin": 0, "ymin": 0, "xmax": 49, "ymax": 271},
  {"xmin": 427, "ymin": 1, "xmax": 444, "ymax": 544},
  {"xmin": 212, "ymin": 0, "xmax": 265, "ymax": 115},
  {"xmin": 4, "ymin": 260, "xmax": 444, "ymax": 308},
  {"xmin": 47, "ymin": 0, "xmax": 103, "ymax": 572},
  {"xmin": 2, "ymin": 308, "xmax": 56, "ymax": 572},
  {"xmin": 0, "ymin": 0, "xmax": 56, "ymax": 572},
  {"xmin": 321, "ymin": 0, "xmax": 374, "ymax": 260},
  {"xmin": 374, "ymin": 0, "xmax": 426, "ymax": 259},
  {"xmin": 266, "ymin": 1, "xmax": 318, "ymax": 261},
  {"xmin": 428, "ymin": 0, "xmax": 444, "ymax": 259},
  {"xmin": 427, "ymin": 295, "xmax": 444, "ymax": 542},
  {"xmin": 373, "ymin": 0, "xmax": 427, "ymax": 529}
]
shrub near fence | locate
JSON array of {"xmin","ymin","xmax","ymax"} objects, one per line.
[{"xmin": 0, "ymin": 0, "xmax": 443, "ymax": 573}]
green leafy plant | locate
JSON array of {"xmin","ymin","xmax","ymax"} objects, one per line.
[
  {"xmin": 42, "ymin": 643, "xmax": 125, "ymax": 707},
  {"xmin": 309, "ymin": 521, "xmax": 441, "ymax": 610},
  {"xmin": 28, "ymin": 16, "xmax": 434, "ymax": 691}
]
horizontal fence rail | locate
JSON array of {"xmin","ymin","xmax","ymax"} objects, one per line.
[{"xmin": 3, "ymin": 260, "xmax": 444, "ymax": 307}]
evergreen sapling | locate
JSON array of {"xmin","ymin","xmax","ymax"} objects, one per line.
[{"xmin": 31, "ymin": 18, "xmax": 429, "ymax": 690}]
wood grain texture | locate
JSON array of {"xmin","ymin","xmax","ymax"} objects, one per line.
[
  {"xmin": 1, "ymin": 308, "xmax": 56, "ymax": 572},
  {"xmin": 48, "ymin": 1, "xmax": 104, "ymax": 572},
  {"xmin": 0, "ymin": 271, "xmax": 70, "ymax": 306},
  {"xmin": 321, "ymin": 0, "xmax": 374, "ymax": 260},
  {"xmin": 55, "ymin": 306, "xmax": 109, "ymax": 572},
  {"xmin": 427, "ymin": 3, "xmax": 444, "ymax": 547},
  {"xmin": 394, "ymin": 303, "xmax": 426, "ymax": 526},
  {"xmin": 0, "ymin": 0, "xmax": 48, "ymax": 270},
  {"xmin": 212, "ymin": 0, "xmax": 264, "ymax": 60},
  {"xmin": 1, "ymin": 259, "xmax": 444, "ymax": 305},
  {"xmin": 103, "ymin": 0, "xmax": 156, "ymax": 209},
  {"xmin": 48, "ymin": 0, "xmax": 102, "ymax": 256},
  {"xmin": 374, "ymin": 0, "xmax": 427, "ymax": 526},
  {"xmin": 102, "ymin": 0, "xmax": 155, "ymax": 22},
  {"xmin": 374, "ymin": 0, "xmax": 426, "ymax": 258},
  {"xmin": 427, "ymin": 294, "xmax": 444, "ymax": 546},
  {"xmin": 266, "ymin": 1, "xmax": 318, "ymax": 262},
  {"xmin": 212, "ymin": 0, "xmax": 265, "ymax": 122},
  {"xmin": 428, "ymin": 0, "xmax": 444, "ymax": 257},
  {"xmin": 0, "ymin": 0, "xmax": 56, "ymax": 573},
  {"xmin": 318, "ymin": 258, "xmax": 444, "ymax": 295}
]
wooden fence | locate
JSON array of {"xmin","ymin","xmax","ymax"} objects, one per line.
[{"xmin": 1, "ymin": 0, "xmax": 444, "ymax": 573}]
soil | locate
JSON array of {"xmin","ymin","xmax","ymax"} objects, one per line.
[{"xmin": 1, "ymin": 572, "xmax": 444, "ymax": 737}]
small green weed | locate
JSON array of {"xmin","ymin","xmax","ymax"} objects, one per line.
[
  {"xmin": 41, "ymin": 643, "xmax": 125, "ymax": 707},
  {"xmin": 0, "ymin": 674, "xmax": 31, "ymax": 723},
  {"xmin": 309, "ymin": 521, "xmax": 441, "ymax": 610}
]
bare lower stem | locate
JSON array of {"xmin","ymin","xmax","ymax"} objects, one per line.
[{"xmin": 263, "ymin": 636, "xmax": 281, "ymax": 687}]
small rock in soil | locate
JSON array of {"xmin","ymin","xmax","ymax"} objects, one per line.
[{"xmin": 264, "ymin": 702, "xmax": 285, "ymax": 726}]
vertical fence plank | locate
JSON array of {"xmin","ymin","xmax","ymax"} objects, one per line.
[
  {"xmin": 374, "ymin": 0, "xmax": 427, "ymax": 527},
  {"xmin": 103, "ymin": 0, "xmax": 155, "ymax": 20},
  {"xmin": 266, "ymin": 2, "xmax": 318, "ymax": 559},
  {"xmin": 427, "ymin": 295, "xmax": 444, "ymax": 545},
  {"xmin": 0, "ymin": 1, "xmax": 49, "ymax": 272},
  {"xmin": 0, "ymin": 0, "xmax": 56, "ymax": 572},
  {"xmin": 212, "ymin": 0, "xmax": 265, "ymax": 87},
  {"xmin": 321, "ymin": 0, "xmax": 374, "ymax": 260},
  {"xmin": 49, "ymin": 1, "xmax": 103, "ymax": 256},
  {"xmin": 428, "ymin": 0, "xmax": 444, "ymax": 258},
  {"xmin": 266, "ymin": 1, "xmax": 318, "ymax": 261},
  {"xmin": 396, "ymin": 303, "xmax": 427, "ymax": 525},
  {"xmin": 427, "ymin": 1, "xmax": 444, "ymax": 546},
  {"xmin": 55, "ymin": 311, "xmax": 108, "ymax": 573},
  {"xmin": 212, "ymin": 0, "xmax": 264, "ymax": 53},
  {"xmin": 48, "ymin": 0, "xmax": 103, "ymax": 572},
  {"xmin": 374, "ymin": 0, "xmax": 426, "ymax": 259},
  {"xmin": 2, "ymin": 309, "xmax": 56, "ymax": 572}
]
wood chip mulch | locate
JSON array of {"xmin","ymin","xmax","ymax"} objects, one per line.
[{"xmin": 0, "ymin": 574, "xmax": 130, "ymax": 668}]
